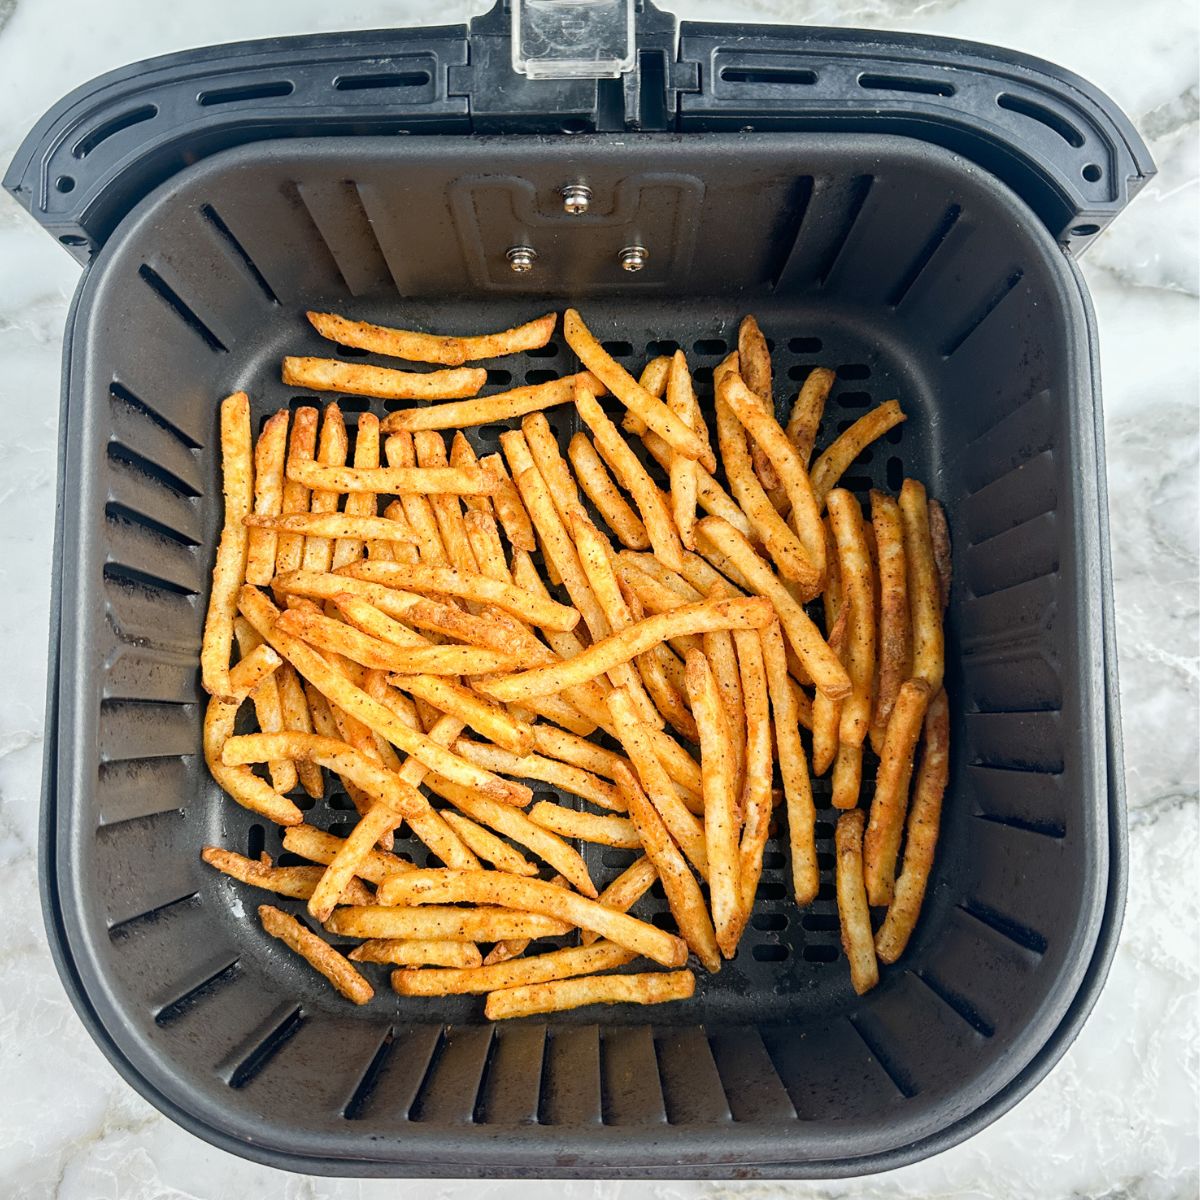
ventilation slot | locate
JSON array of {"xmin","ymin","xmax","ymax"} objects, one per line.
[
  {"xmin": 344, "ymin": 1030, "xmax": 396, "ymax": 1119},
  {"xmin": 406, "ymin": 1027, "xmax": 449, "ymax": 1121},
  {"xmin": 941, "ymin": 270, "xmax": 1024, "ymax": 357},
  {"xmin": 889, "ymin": 204, "xmax": 962, "ymax": 307},
  {"xmin": 818, "ymin": 175, "xmax": 874, "ymax": 286},
  {"xmin": 155, "ymin": 960, "xmax": 241, "ymax": 1025},
  {"xmin": 228, "ymin": 1008, "xmax": 305, "ymax": 1088},
  {"xmin": 103, "ymin": 562, "xmax": 196, "ymax": 598},
  {"xmin": 137, "ymin": 265, "xmax": 227, "ymax": 353},
  {"xmin": 911, "ymin": 970, "xmax": 996, "ymax": 1038},
  {"xmin": 334, "ymin": 71, "xmax": 431, "ymax": 91},
  {"xmin": 107, "ymin": 442, "xmax": 200, "ymax": 499},
  {"xmin": 199, "ymin": 80, "xmax": 294, "ymax": 107},
  {"xmin": 859, "ymin": 73, "xmax": 954, "ymax": 97},
  {"xmin": 997, "ymin": 94, "xmax": 1085, "ymax": 147},
  {"xmin": 72, "ymin": 104, "xmax": 158, "ymax": 159},
  {"xmin": 960, "ymin": 899, "xmax": 1048, "ymax": 954},
  {"xmin": 849, "ymin": 1016, "xmax": 918, "ymax": 1099},
  {"xmin": 199, "ymin": 204, "xmax": 279, "ymax": 304},
  {"xmin": 974, "ymin": 811, "xmax": 1066, "ymax": 840},
  {"xmin": 105, "ymin": 502, "xmax": 198, "ymax": 549},
  {"xmin": 108, "ymin": 891, "xmax": 199, "ymax": 938},
  {"xmin": 720, "ymin": 65, "xmax": 817, "ymax": 86}
]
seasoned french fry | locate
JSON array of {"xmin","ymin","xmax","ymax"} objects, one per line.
[
  {"xmin": 394, "ymin": 941, "xmax": 635, "ymax": 996},
  {"xmin": 200, "ymin": 392, "xmax": 253, "ymax": 699},
  {"xmin": 480, "ymin": 453, "xmax": 537, "ymax": 552},
  {"xmin": 201, "ymin": 847, "xmax": 371, "ymax": 904},
  {"xmin": 701, "ymin": 595, "xmax": 745, "ymax": 809},
  {"xmin": 620, "ymin": 578, "xmax": 698, "ymax": 742},
  {"xmin": 928, "ymin": 498, "xmax": 952, "ymax": 612},
  {"xmin": 275, "ymin": 663, "xmax": 324, "ymax": 798},
  {"xmin": 463, "ymin": 509, "xmax": 512, "ymax": 586},
  {"xmin": 383, "ymin": 431, "xmax": 449, "ymax": 564},
  {"xmin": 485, "ymin": 970, "xmax": 695, "ymax": 1020},
  {"xmin": 377, "ymin": 869, "xmax": 688, "ymax": 967},
  {"xmin": 638, "ymin": 427, "xmax": 755, "ymax": 539},
  {"xmin": 622, "ymin": 355, "xmax": 671, "ymax": 437},
  {"xmin": 389, "ymin": 675, "xmax": 533, "ymax": 755},
  {"xmin": 869, "ymin": 490, "xmax": 912, "ymax": 753},
  {"xmin": 579, "ymin": 856, "xmax": 658, "ymax": 945},
  {"xmin": 413, "ymin": 429, "xmax": 479, "ymax": 575},
  {"xmin": 835, "ymin": 811, "xmax": 879, "ymax": 995},
  {"xmin": 281, "ymin": 824, "xmax": 415, "ymax": 884},
  {"xmin": 245, "ymin": 409, "xmax": 289, "ymax": 585},
  {"xmin": 282, "ymin": 356, "xmax": 486, "ymax": 401},
  {"xmin": 260, "ymin": 904, "xmax": 375, "ymax": 1004},
  {"xmin": 452, "ymin": 740, "xmax": 622, "ymax": 811},
  {"xmin": 331, "ymin": 412, "xmax": 382, "ymax": 569},
  {"xmin": 301, "ymin": 404, "xmax": 348, "ymax": 574},
  {"xmin": 252, "ymin": 510, "xmax": 424, "ymax": 546},
  {"xmin": 563, "ymin": 309, "xmax": 714, "ymax": 468},
  {"xmin": 232, "ymin": 618, "xmax": 297, "ymax": 794},
  {"xmin": 811, "ymin": 400, "xmax": 907, "ymax": 506},
  {"xmin": 522, "ymin": 411, "xmax": 586, "ymax": 530},
  {"xmin": 349, "ymin": 939, "xmax": 483, "ymax": 967},
  {"xmin": 685, "ymin": 650, "xmax": 741, "ymax": 957},
  {"xmin": 900, "ymin": 479, "xmax": 946, "ymax": 694},
  {"xmin": 827, "ymin": 489, "xmax": 876, "ymax": 748},
  {"xmin": 309, "ymin": 309, "xmax": 556, "ymax": 366},
  {"xmin": 528, "ymin": 802, "xmax": 641, "ymax": 849},
  {"xmin": 326, "ymin": 905, "xmax": 571, "ymax": 942},
  {"xmin": 275, "ymin": 406, "xmax": 318, "ymax": 576},
  {"xmin": 442, "ymin": 811, "xmax": 539, "ymax": 876},
  {"xmin": 568, "ymin": 433, "xmax": 650, "ymax": 550},
  {"xmin": 286, "ymin": 457, "xmax": 492, "ymax": 497},
  {"xmin": 665, "ymin": 350, "xmax": 702, "ymax": 548},
  {"xmin": 831, "ymin": 742, "xmax": 862, "ymax": 811},
  {"xmin": 785, "ymin": 366, "xmax": 836, "ymax": 466},
  {"xmin": 737, "ymin": 315, "xmax": 785, "ymax": 501},
  {"xmin": 875, "ymin": 689, "xmax": 949, "ymax": 962},
  {"xmin": 811, "ymin": 605, "xmax": 847, "ymax": 776},
  {"xmin": 731, "ymin": 627, "xmax": 771, "ymax": 931}
]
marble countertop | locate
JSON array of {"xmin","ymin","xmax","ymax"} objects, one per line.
[{"xmin": 1, "ymin": 0, "xmax": 1195, "ymax": 1196}]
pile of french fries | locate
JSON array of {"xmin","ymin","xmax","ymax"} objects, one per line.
[{"xmin": 198, "ymin": 307, "xmax": 949, "ymax": 1014}]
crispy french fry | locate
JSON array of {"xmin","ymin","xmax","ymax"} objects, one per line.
[
  {"xmin": 259, "ymin": 904, "xmax": 374, "ymax": 1005},
  {"xmin": 245, "ymin": 409, "xmax": 289, "ymax": 586},
  {"xmin": 348, "ymin": 939, "xmax": 483, "ymax": 967},
  {"xmin": 232, "ymin": 618, "xmax": 297, "ymax": 794},
  {"xmin": 685, "ymin": 650, "xmax": 741, "ymax": 957},
  {"xmin": 482, "ymin": 874, "xmax": 572, "ymax": 964},
  {"xmin": 480, "ymin": 453, "xmax": 536, "ymax": 552},
  {"xmin": 286, "ymin": 458, "xmax": 492, "ymax": 497},
  {"xmin": 900, "ymin": 479, "xmax": 946, "ymax": 694},
  {"xmin": 377, "ymin": 869, "xmax": 688, "ymax": 967},
  {"xmin": 638, "ymin": 427, "xmax": 755, "ymax": 540},
  {"xmin": 326, "ymin": 905, "xmax": 571, "ymax": 942},
  {"xmin": 620, "ymin": 578, "xmax": 698, "ymax": 742},
  {"xmin": 928, "ymin": 498, "xmax": 952, "ymax": 612},
  {"xmin": 574, "ymin": 380, "xmax": 685, "ymax": 571},
  {"xmin": 485, "ymin": 970, "xmax": 694, "ymax": 1020},
  {"xmin": 249, "ymin": 511, "xmax": 422, "ymax": 545},
  {"xmin": 568, "ymin": 433, "xmax": 650, "ymax": 550},
  {"xmin": 413, "ymin": 429, "xmax": 479, "ymax": 575},
  {"xmin": 309, "ymin": 309, "xmax": 556, "ymax": 366},
  {"xmin": 869, "ymin": 490, "xmax": 912, "ymax": 753},
  {"xmin": 864, "ymin": 679, "xmax": 932, "ymax": 906},
  {"xmin": 522, "ymin": 411, "xmax": 586, "ymax": 531},
  {"xmin": 563, "ymin": 309, "xmax": 714, "ymax": 468},
  {"xmin": 442, "ymin": 811, "xmax": 539, "ymax": 876},
  {"xmin": 463, "ymin": 509, "xmax": 512, "ymax": 586},
  {"xmin": 785, "ymin": 366, "xmax": 836, "ymax": 466},
  {"xmin": 737, "ymin": 315, "xmax": 786, "ymax": 501},
  {"xmin": 383, "ymin": 431, "xmax": 449, "ymax": 564},
  {"xmin": 579, "ymin": 856, "xmax": 658, "ymax": 945},
  {"xmin": 275, "ymin": 406, "xmax": 318, "ymax": 576},
  {"xmin": 389, "ymin": 675, "xmax": 533, "ymax": 755},
  {"xmin": 301, "ymin": 404, "xmax": 348, "ymax": 574},
  {"xmin": 831, "ymin": 742, "xmax": 862, "ymax": 810},
  {"xmin": 200, "ymin": 392, "xmax": 253, "ymax": 699},
  {"xmin": 282, "ymin": 356, "xmax": 485, "ymax": 401},
  {"xmin": 452, "ymin": 740, "xmax": 623, "ymax": 811},
  {"xmin": 331, "ymin": 412, "xmax": 382, "ymax": 569},
  {"xmin": 202, "ymin": 847, "xmax": 372, "ymax": 904},
  {"xmin": 394, "ymin": 941, "xmax": 635, "ymax": 996},
  {"xmin": 621, "ymin": 355, "xmax": 672, "ymax": 437},
  {"xmin": 875, "ymin": 689, "xmax": 949, "ymax": 962},
  {"xmin": 528, "ymin": 802, "xmax": 641, "ymax": 848},
  {"xmin": 731, "ymin": 627, "xmax": 771, "ymax": 931},
  {"xmin": 811, "ymin": 400, "xmax": 907, "ymax": 506},
  {"xmin": 701, "ymin": 595, "xmax": 745, "ymax": 809},
  {"xmin": 276, "ymin": 663, "xmax": 324, "ymax": 798},
  {"xmin": 666, "ymin": 350, "xmax": 702, "ymax": 548},
  {"xmin": 812, "ymin": 603, "xmax": 847, "ymax": 776},
  {"xmin": 281, "ymin": 824, "xmax": 415, "ymax": 884},
  {"xmin": 827, "ymin": 489, "xmax": 875, "ymax": 748},
  {"xmin": 835, "ymin": 811, "xmax": 879, "ymax": 995}
]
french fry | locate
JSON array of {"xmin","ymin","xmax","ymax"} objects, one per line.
[
  {"xmin": 731, "ymin": 627, "xmax": 771, "ymax": 930},
  {"xmin": 200, "ymin": 392, "xmax": 253, "ymax": 699},
  {"xmin": 394, "ymin": 940, "xmax": 635, "ymax": 997},
  {"xmin": 478, "ymin": 595, "xmax": 772, "ymax": 704},
  {"xmin": 249, "ymin": 511, "xmax": 421, "ymax": 546},
  {"xmin": 615, "ymin": 764, "xmax": 720, "ymax": 973},
  {"xmin": 835, "ymin": 811, "xmax": 879, "ymax": 995},
  {"xmin": 785, "ymin": 366, "xmax": 836, "ymax": 466},
  {"xmin": 282, "ymin": 356, "xmax": 485, "ymax": 401},
  {"xmin": 308, "ymin": 309, "xmax": 556, "ymax": 366},
  {"xmin": 442, "ymin": 811, "xmax": 539, "ymax": 876},
  {"xmin": 348, "ymin": 939, "xmax": 483, "ymax": 967},
  {"xmin": 574, "ymin": 380, "xmax": 685, "ymax": 571},
  {"xmin": 485, "ymin": 970, "xmax": 695, "ymax": 1020},
  {"xmin": 389, "ymin": 676, "xmax": 533, "ymax": 755},
  {"xmin": 281, "ymin": 824, "xmax": 415, "ymax": 884},
  {"xmin": 413, "ymin": 429, "xmax": 479, "ymax": 575},
  {"xmin": 694, "ymin": 517, "xmax": 850, "ymax": 699},
  {"xmin": 826, "ymin": 489, "xmax": 876, "ymax": 748},
  {"xmin": 580, "ymin": 856, "xmax": 658, "ymax": 945},
  {"xmin": 685, "ymin": 650, "xmax": 741, "ymax": 957},
  {"xmin": 276, "ymin": 663, "xmax": 324, "ymax": 798},
  {"xmin": 377, "ymin": 869, "xmax": 688, "ymax": 967},
  {"xmin": 424, "ymin": 773, "xmax": 598, "ymax": 898},
  {"xmin": 568, "ymin": 433, "xmax": 650, "ymax": 550},
  {"xmin": 463, "ymin": 510, "xmax": 512, "ymax": 586},
  {"xmin": 701, "ymin": 594, "xmax": 745, "ymax": 808},
  {"xmin": 480, "ymin": 453, "xmax": 537, "ymax": 552},
  {"xmin": 622, "ymin": 355, "xmax": 672, "ymax": 435},
  {"xmin": 666, "ymin": 350, "xmax": 702, "ymax": 548},
  {"xmin": 864, "ymin": 679, "xmax": 932, "ymax": 906},
  {"xmin": 286, "ymin": 458, "xmax": 492, "ymax": 497},
  {"xmin": 301, "ymin": 404, "xmax": 348, "ymax": 573},
  {"xmin": 869, "ymin": 490, "xmax": 912, "ymax": 753},
  {"xmin": 259, "ymin": 904, "xmax": 375, "ymax": 1005},
  {"xmin": 482, "ymin": 874, "xmax": 572, "ymax": 964},
  {"xmin": 928, "ymin": 498, "xmax": 952, "ymax": 612},
  {"xmin": 811, "ymin": 605, "xmax": 847, "ymax": 776},
  {"xmin": 522, "ymin": 411, "xmax": 586, "ymax": 531},
  {"xmin": 875, "ymin": 689, "xmax": 949, "ymax": 962},
  {"xmin": 900, "ymin": 479, "xmax": 946, "ymax": 694},
  {"xmin": 326, "ymin": 905, "xmax": 571, "ymax": 942},
  {"xmin": 201, "ymin": 847, "xmax": 372, "ymax": 904},
  {"xmin": 831, "ymin": 742, "xmax": 863, "ymax": 811},
  {"xmin": 638, "ymin": 427, "xmax": 755, "ymax": 540},
  {"xmin": 531, "ymin": 723, "xmax": 627, "ymax": 781},
  {"xmin": 452, "ymin": 740, "xmax": 623, "ymax": 811},
  {"xmin": 384, "ymin": 432, "xmax": 450, "ymax": 564},
  {"xmin": 811, "ymin": 400, "xmax": 907, "ymax": 506},
  {"xmin": 232, "ymin": 618, "xmax": 297, "ymax": 794},
  {"xmin": 620, "ymin": 578, "xmax": 698, "ymax": 742},
  {"xmin": 528, "ymin": 802, "xmax": 641, "ymax": 849},
  {"xmin": 275, "ymin": 406, "xmax": 318, "ymax": 576},
  {"xmin": 332, "ymin": 412, "xmax": 382, "ymax": 569},
  {"xmin": 563, "ymin": 309, "xmax": 714, "ymax": 468},
  {"xmin": 245, "ymin": 409, "xmax": 289, "ymax": 586},
  {"xmin": 737, "ymin": 315, "xmax": 785, "ymax": 502}
]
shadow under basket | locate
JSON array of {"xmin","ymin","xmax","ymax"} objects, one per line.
[{"xmin": 36, "ymin": 126, "xmax": 1130, "ymax": 1177}]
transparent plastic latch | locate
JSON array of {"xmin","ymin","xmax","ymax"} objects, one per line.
[{"xmin": 512, "ymin": 0, "xmax": 636, "ymax": 79}]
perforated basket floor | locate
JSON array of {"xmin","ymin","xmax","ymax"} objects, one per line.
[{"xmin": 45, "ymin": 133, "xmax": 1113, "ymax": 1176}]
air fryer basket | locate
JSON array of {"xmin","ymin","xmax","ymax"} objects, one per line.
[{"xmin": 13, "ymin": 5, "xmax": 1148, "ymax": 1180}]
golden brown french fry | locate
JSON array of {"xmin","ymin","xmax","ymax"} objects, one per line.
[
  {"xmin": 477, "ymin": 595, "xmax": 772, "ymax": 704},
  {"xmin": 282, "ymin": 356, "xmax": 485, "ymax": 401},
  {"xmin": 281, "ymin": 825, "xmax": 415, "ymax": 884},
  {"xmin": 250, "ymin": 510, "xmax": 423, "ymax": 546},
  {"xmin": 441, "ymin": 811, "xmax": 539, "ymax": 876},
  {"xmin": 827, "ymin": 489, "xmax": 876, "ymax": 748},
  {"xmin": 694, "ymin": 517, "xmax": 850, "ymax": 699},
  {"xmin": 900, "ymin": 479, "xmax": 946, "ymax": 694},
  {"xmin": 232, "ymin": 618, "xmax": 297, "ymax": 794},
  {"xmin": 330, "ymin": 412, "xmax": 381, "ymax": 569},
  {"xmin": 522, "ymin": 411, "xmax": 585, "ymax": 529},
  {"xmin": 377, "ymin": 869, "xmax": 688, "ymax": 967},
  {"xmin": 928, "ymin": 498, "xmax": 952, "ymax": 612},
  {"xmin": 638, "ymin": 427, "xmax": 755, "ymax": 540},
  {"xmin": 413, "ymin": 429, "xmax": 479, "ymax": 575},
  {"xmin": 835, "ymin": 811, "xmax": 879, "ymax": 995},
  {"xmin": 275, "ymin": 663, "xmax": 324, "ymax": 798},
  {"xmin": 811, "ymin": 400, "xmax": 907, "ymax": 506},
  {"xmin": 832, "ymin": 742, "xmax": 862, "ymax": 810},
  {"xmin": 665, "ymin": 350, "xmax": 702, "ymax": 548},
  {"xmin": 452, "ymin": 740, "xmax": 623, "ymax": 811},
  {"xmin": 300, "ymin": 404, "xmax": 348, "ymax": 574},
  {"xmin": 202, "ymin": 847, "xmax": 372, "ymax": 904},
  {"xmin": 737, "ymin": 315, "xmax": 786, "ymax": 502},
  {"xmin": 563, "ymin": 309, "xmax": 714, "ymax": 468},
  {"xmin": 326, "ymin": 905, "xmax": 571, "ymax": 942},
  {"xmin": 348, "ymin": 939, "xmax": 483, "ymax": 967},
  {"xmin": 528, "ymin": 802, "xmax": 640, "ymax": 849},
  {"xmin": 574, "ymin": 380, "xmax": 685, "ymax": 571},
  {"xmin": 875, "ymin": 689, "xmax": 949, "ymax": 962},
  {"xmin": 200, "ymin": 392, "xmax": 253, "ymax": 699},
  {"xmin": 731, "ymin": 627, "xmax": 771, "ymax": 930},
  {"xmin": 618, "ymin": 355, "xmax": 672, "ymax": 436},
  {"xmin": 785, "ymin": 366, "xmax": 836, "ymax": 466},
  {"xmin": 245, "ymin": 409, "xmax": 289, "ymax": 586},
  {"xmin": 620, "ymin": 578, "xmax": 698, "ymax": 742},
  {"xmin": 485, "ymin": 970, "xmax": 694, "ymax": 1020},
  {"xmin": 479, "ymin": 453, "xmax": 537, "ymax": 552},
  {"xmin": 864, "ymin": 678, "xmax": 932, "ymax": 906},
  {"xmin": 275, "ymin": 406, "xmax": 317, "ymax": 576},
  {"xmin": 259, "ymin": 904, "xmax": 375, "ymax": 1004},
  {"xmin": 308, "ymin": 309, "xmax": 556, "ymax": 367},
  {"xmin": 425, "ymin": 773, "xmax": 598, "ymax": 898},
  {"xmin": 482, "ymin": 874, "xmax": 572, "ymax": 965},
  {"xmin": 388, "ymin": 676, "xmax": 533, "ymax": 755},
  {"xmin": 869, "ymin": 490, "xmax": 912, "ymax": 753},
  {"xmin": 701, "ymin": 594, "xmax": 745, "ymax": 809},
  {"xmin": 579, "ymin": 856, "xmax": 658, "ymax": 945},
  {"xmin": 615, "ymin": 763, "xmax": 720, "ymax": 973},
  {"xmin": 685, "ymin": 650, "xmax": 740, "ymax": 958},
  {"xmin": 567, "ymin": 433, "xmax": 650, "ymax": 550},
  {"xmin": 394, "ymin": 940, "xmax": 634, "ymax": 997},
  {"xmin": 383, "ymin": 431, "xmax": 449, "ymax": 564},
  {"xmin": 811, "ymin": 604, "xmax": 847, "ymax": 776},
  {"xmin": 286, "ymin": 457, "xmax": 492, "ymax": 498}
]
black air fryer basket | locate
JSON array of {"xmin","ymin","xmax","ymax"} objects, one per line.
[{"xmin": 9, "ymin": 1, "xmax": 1149, "ymax": 1178}]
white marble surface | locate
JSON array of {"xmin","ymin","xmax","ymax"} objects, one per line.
[{"xmin": 0, "ymin": 0, "xmax": 1196, "ymax": 1196}]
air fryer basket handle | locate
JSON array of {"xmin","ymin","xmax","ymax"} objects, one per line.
[{"xmin": 4, "ymin": 1, "xmax": 1152, "ymax": 264}]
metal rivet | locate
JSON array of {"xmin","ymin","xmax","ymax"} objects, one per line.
[
  {"xmin": 618, "ymin": 245, "xmax": 649, "ymax": 273},
  {"xmin": 506, "ymin": 246, "xmax": 537, "ymax": 273},
  {"xmin": 561, "ymin": 184, "xmax": 592, "ymax": 215}
]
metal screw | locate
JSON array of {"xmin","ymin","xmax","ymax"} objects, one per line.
[
  {"xmin": 619, "ymin": 245, "xmax": 649, "ymax": 273},
  {"xmin": 506, "ymin": 246, "xmax": 537, "ymax": 273},
  {"xmin": 561, "ymin": 184, "xmax": 592, "ymax": 215}
]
